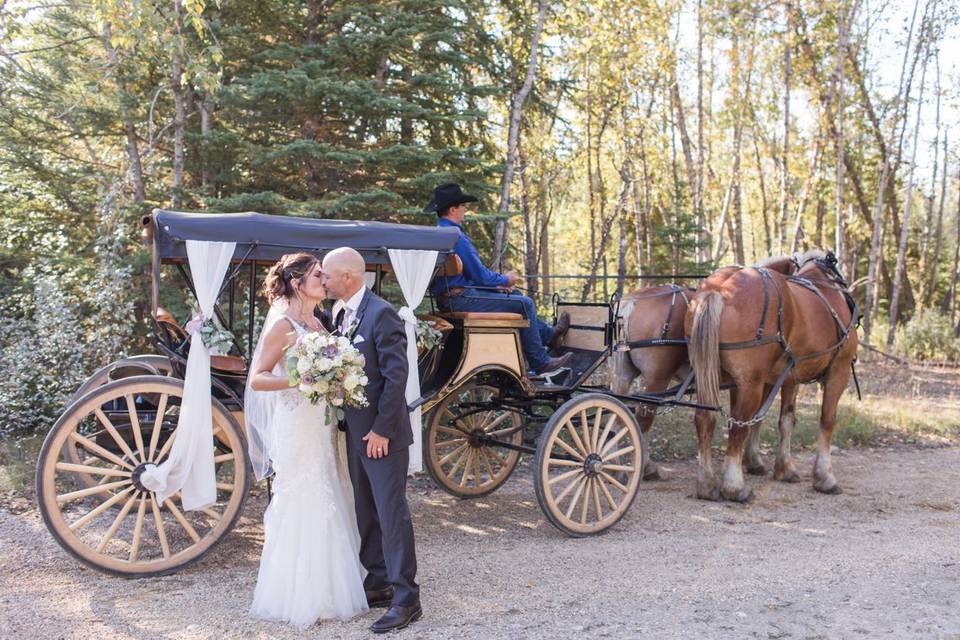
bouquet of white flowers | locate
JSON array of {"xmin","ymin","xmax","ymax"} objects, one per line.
[{"xmin": 286, "ymin": 332, "xmax": 369, "ymax": 423}]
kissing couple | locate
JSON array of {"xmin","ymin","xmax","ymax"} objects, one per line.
[{"xmin": 243, "ymin": 247, "xmax": 421, "ymax": 633}]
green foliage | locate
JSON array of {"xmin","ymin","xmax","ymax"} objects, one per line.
[
  {"xmin": 0, "ymin": 263, "xmax": 137, "ymax": 435},
  {"xmin": 894, "ymin": 312, "xmax": 960, "ymax": 364}
]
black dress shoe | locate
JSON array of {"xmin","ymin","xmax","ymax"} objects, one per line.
[
  {"xmin": 370, "ymin": 602, "xmax": 423, "ymax": 633},
  {"xmin": 365, "ymin": 586, "xmax": 394, "ymax": 608}
]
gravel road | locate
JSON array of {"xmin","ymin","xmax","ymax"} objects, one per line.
[{"xmin": 2, "ymin": 445, "xmax": 959, "ymax": 639}]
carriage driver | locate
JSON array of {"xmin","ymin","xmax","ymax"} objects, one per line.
[{"xmin": 426, "ymin": 183, "xmax": 573, "ymax": 375}]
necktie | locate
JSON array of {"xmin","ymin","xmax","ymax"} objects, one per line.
[{"xmin": 339, "ymin": 308, "xmax": 352, "ymax": 334}]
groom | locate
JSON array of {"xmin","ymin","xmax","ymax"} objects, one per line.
[{"xmin": 321, "ymin": 247, "xmax": 421, "ymax": 633}]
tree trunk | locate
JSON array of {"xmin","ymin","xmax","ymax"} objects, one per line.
[
  {"xmin": 926, "ymin": 128, "xmax": 948, "ymax": 311},
  {"xmin": 888, "ymin": 12, "xmax": 934, "ymax": 349},
  {"xmin": 916, "ymin": 56, "xmax": 941, "ymax": 318},
  {"xmin": 791, "ymin": 119, "xmax": 824, "ymax": 253},
  {"xmin": 696, "ymin": 0, "xmax": 706, "ymax": 264},
  {"xmin": 102, "ymin": 23, "xmax": 146, "ymax": 207},
  {"xmin": 862, "ymin": 0, "xmax": 921, "ymax": 340},
  {"xmin": 778, "ymin": 1, "xmax": 793, "ymax": 254},
  {"xmin": 639, "ymin": 126, "xmax": 653, "ymax": 272},
  {"xmin": 942, "ymin": 163, "xmax": 960, "ymax": 319},
  {"xmin": 833, "ymin": 2, "xmax": 857, "ymax": 265},
  {"xmin": 171, "ymin": 0, "xmax": 185, "ymax": 208},
  {"xmin": 200, "ymin": 93, "xmax": 214, "ymax": 195},
  {"xmin": 752, "ymin": 130, "xmax": 772, "ymax": 256},
  {"xmin": 729, "ymin": 27, "xmax": 745, "ymax": 265},
  {"xmin": 493, "ymin": 0, "xmax": 548, "ymax": 269},
  {"xmin": 617, "ymin": 182, "xmax": 628, "ymax": 297},
  {"xmin": 670, "ymin": 67, "xmax": 696, "ymax": 221},
  {"xmin": 518, "ymin": 139, "xmax": 537, "ymax": 299}
]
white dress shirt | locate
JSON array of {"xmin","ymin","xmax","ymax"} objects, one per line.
[{"xmin": 340, "ymin": 285, "xmax": 365, "ymax": 333}]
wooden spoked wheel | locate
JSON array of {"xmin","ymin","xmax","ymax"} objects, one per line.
[
  {"xmin": 37, "ymin": 375, "xmax": 249, "ymax": 577},
  {"xmin": 66, "ymin": 356, "xmax": 176, "ymax": 488},
  {"xmin": 534, "ymin": 394, "xmax": 643, "ymax": 537},
  {"xmin": 424, "ymin": 383, "xmax": 523, "ymax": 498},
  {"xmin": 70, "ymin": 355, "xmax": 175, "ymax": 403}
]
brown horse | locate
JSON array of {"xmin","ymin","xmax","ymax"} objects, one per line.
[
  {"xmin": 685, "ymin": 250, "xmax": 859, "ymax": 502},
  {"xmin": 610, "ymin": 256, "xmax": 803, "ymax": 481},
  {"xmin": 610, "ymin": 285, "xmax": 692, "ymax": 480}
]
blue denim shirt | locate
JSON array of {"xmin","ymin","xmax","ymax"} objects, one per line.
[{"xmin": 430, "ymin": 217, "xmax": 509, "ymax": 295}]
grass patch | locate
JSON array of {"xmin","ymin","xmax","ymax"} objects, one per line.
[{"xmin": 645, "ymin": 390, "xmax": 960, "ymax": 461}]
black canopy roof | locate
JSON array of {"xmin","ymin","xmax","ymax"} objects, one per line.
[{"xmin": 146, "ymin": 209, "xmax": 461, "ymax": 264}]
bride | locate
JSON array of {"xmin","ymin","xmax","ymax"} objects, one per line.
[{"xmin": 244, "ymin": 252, "xmax": 368, "ymax": 628}]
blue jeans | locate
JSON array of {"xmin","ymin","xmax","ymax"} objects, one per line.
[{"xmin": 439, "ymin": 288, "xmax": 554, "ymax": 371}]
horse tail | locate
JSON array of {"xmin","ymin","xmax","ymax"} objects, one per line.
[{"xmin": 690, "ymin": 291, "xmax": 723, "ymax": 408}]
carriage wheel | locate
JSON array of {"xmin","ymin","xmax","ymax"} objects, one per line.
[
  {"xmin": 70, "ymin": 355, "xmax": 175, "ymax": 403},
  {"xmin": 534, "ymin": 393, "xmax": 643, "ymax": 537},
  {"xmin": 66, "ymin": 356, "xmax": 176, "ymax": 489},
  {"xmin": 37, "ymin": 375, "xmax": 249, "ymax": 577},
  {"xmin": 424, "ymin": 383, "xmax": 523, "ymax": 498}
]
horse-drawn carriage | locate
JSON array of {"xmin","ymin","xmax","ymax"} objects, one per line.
[{"xmin": 36, "ymin": 209, "xmax": 859, "ymax": 578}]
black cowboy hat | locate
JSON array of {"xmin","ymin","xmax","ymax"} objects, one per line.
[{"xmin": 422, "ymin": 183, "xmax": 479, "ymax": 214}]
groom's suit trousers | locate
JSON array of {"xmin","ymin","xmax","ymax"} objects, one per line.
[{"xmin": 346, "ymin": 442, "xmax": 419, "ymax": 606}]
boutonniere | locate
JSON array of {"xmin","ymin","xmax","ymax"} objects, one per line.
[{"xmin": 345, "ymin": 316, "xmax": 360, "ymax": 340}]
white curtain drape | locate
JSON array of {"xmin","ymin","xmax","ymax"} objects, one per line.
[
  {"xmin": 387, "ymin": 249, "xmax": 438, "ymax": 475},
  {"xmin": 141, "ymin": 240, "xmax": 236, "ymax": 510}
]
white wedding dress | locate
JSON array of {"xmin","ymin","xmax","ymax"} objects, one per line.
[{"xmin": 249, "ymin": 317, "xmax": 368, "ymax": 628}]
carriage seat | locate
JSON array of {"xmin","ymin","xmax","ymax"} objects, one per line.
[
  {"xmin": 437, "ymin": 311, "xmax": 529, "ymax": 328},
  {"xmin": 431, "ymin": 254, "xmax": 530, "ymax": 327},
  {"xmin": 441, "ymin": 312, "xmax": 524, "ymax": 321},
  {"xmin": 154, "ymin": 307, "xmax": 247, "ymax": 374}
]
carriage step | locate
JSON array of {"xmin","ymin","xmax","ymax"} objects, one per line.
[{"xmin": 531, "ymin": 367, "xmax": 570, "ymax": 387}]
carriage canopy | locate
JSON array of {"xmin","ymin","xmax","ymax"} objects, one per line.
[{"xmin": 146, "ymin": 209, "xmax": 461, "ymax": 264}]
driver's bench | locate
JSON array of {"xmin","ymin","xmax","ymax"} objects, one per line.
[{"xmin": 427, "ymin": 255, "xmax": 558, "ymax": 391}]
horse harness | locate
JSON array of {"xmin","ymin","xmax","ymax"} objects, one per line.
[
  {"xmin": 718, "ymin": 261, "xmax": 861, "ymax": 428},
  {"xmin": 622, "ymin": 285, "xmax": 693, "ymax": 349}
]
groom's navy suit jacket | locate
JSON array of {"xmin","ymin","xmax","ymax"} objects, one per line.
[
  {"xmin": 338, "ymin": 287, "xmax": 419, "ymax": 606},
  {"xmin": 341, "ymin": 287, "xmax": 414, "ymax": 450}
]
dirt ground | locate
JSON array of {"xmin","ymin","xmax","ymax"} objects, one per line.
[{"xmin": 2, "ymin": 442, "xmax": 959, "ymax": 639}]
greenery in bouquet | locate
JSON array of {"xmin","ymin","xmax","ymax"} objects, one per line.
[
  {"xmin": 286, "ymin": 332, "xmax": 369, "ymax": 423},
  {"xmin": 415, "ymin": 319, "xmax": 443, "ymax": 352}
]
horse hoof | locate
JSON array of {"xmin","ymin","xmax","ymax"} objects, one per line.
[
  {"xmin": 815, "ymin": 481, "xmax": 842, "ymax": 495},
  {"xmin": 696, "ymin": 484, "xmax": 721, "ymax": 501},
  {"xmin": 643, "ymin": 464, "xmax": 662, "ymax": 481},
  {"xmin": 745, "ymin": 462, "xmax": 767, "ymax": 476},
  {"xmin": 774, "ymin": 468, "xmax": 801, "ymax": 483},
  {"xmin": 722, "ymin": 485, "xmax": 754, "ymax": 503}
]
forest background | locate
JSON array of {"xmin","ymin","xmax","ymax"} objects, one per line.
[{"xmin": 2, "ymin": 0, "xmax": 960, "ymax": 432}]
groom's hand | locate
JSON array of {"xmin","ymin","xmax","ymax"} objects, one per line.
[{"xmin": 363, "ymin": 431, "xmax": 390, "ymax": 459}]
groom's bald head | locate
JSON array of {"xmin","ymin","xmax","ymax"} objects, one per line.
[{"xmin": 322, "ymin": 247, "xmax": 366, "ymax": 300}]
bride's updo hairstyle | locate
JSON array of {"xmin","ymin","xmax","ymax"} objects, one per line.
[{"xmin": 262, "ymin": 252, "xmax": 319, "ymax": 304}]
